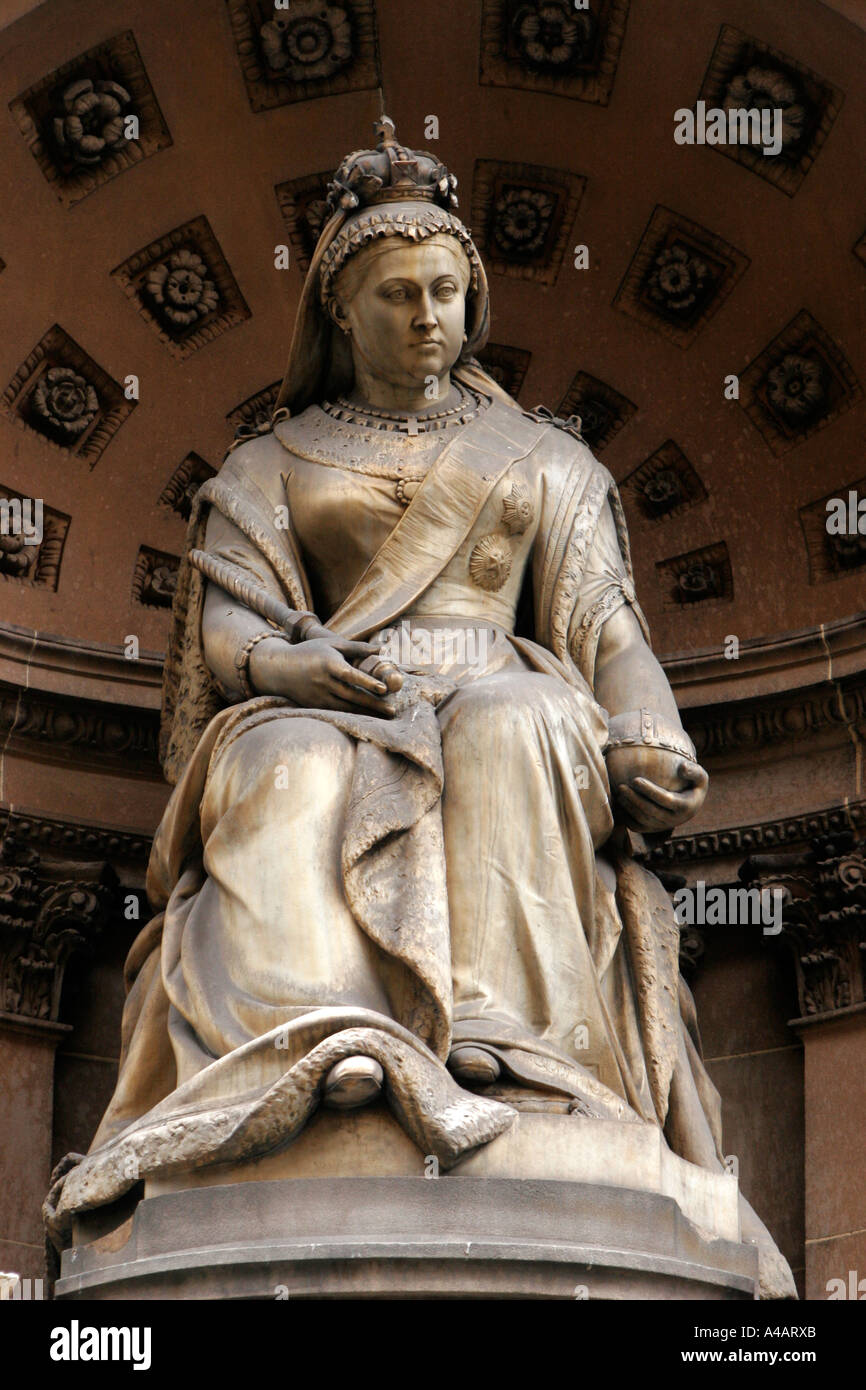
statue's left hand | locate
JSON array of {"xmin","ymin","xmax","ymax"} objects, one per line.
[{"xmin": 607, "ymin": 746, "xmax": 708, "ymax": 832}]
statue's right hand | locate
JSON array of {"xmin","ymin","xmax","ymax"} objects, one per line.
[{"xmin": 248, "ymin": 635, "xmax": 397, "ymax": 717}]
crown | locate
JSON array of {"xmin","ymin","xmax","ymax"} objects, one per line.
[{"xmin": 326, "ymin": 117, "xmax": 459, "ymax": 215}]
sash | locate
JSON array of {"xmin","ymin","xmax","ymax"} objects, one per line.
[{"xmin": 276, "ymin": 403, "xmax": 550, "ymax": 639}]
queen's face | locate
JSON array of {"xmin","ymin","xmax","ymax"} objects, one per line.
[{"xmin": 335, "ymin": 240, "xmax": 468, "ymax": 393}]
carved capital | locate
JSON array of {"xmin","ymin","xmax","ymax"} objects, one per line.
[
  {"xmin": 0, "ymin": 835, "xmax": 115, "ymax": 1023},
  {"xmin": 741, "ymin": 832, "xmax": 866, "ymax": 1019}
]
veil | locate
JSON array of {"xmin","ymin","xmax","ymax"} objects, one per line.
[{"xmin": 273, "ymin": 199, "xmax": 521, "ymax": 418}]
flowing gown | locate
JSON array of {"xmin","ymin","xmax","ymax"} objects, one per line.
[{"xmin": 49, "ymin": 391, "xmax": 736, "ymax": 1238}]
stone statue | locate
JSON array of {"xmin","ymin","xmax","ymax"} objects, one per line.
[{"xmin": 46, "ymin": 120, "xmax": 795, "ymax": 1299}]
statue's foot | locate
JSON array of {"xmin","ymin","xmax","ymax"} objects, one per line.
[
  {"xmin": 448, "ymin": 1045, "xmax": 501, "ymax": 1086},
  {"xmin": 323, "ymin": 1055, "xmax": 384, "ymax": 1110}
]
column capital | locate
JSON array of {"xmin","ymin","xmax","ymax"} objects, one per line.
[{"xmin": 0, "ymin": 834, "xmax": 116, "ymax": 1025}]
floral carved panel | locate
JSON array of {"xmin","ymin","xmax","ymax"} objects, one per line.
[
  {"xmin": 275, "ymin": 171, "xmax": 333, "ymax": 272},
  {"xmin": 799, "ymin": 474, "xmax": 866, "ymax": 583},
  {"xmin": 656, "ymin": 542, "xmax": 733, "ymax": 609},
  {"xmin": 8, "ymin": 31, "xmax": 171, "ymax": 209},
  {"xmin": 159, "ymin": 453, "xmax": 217, "ymax": 522},
  {"xmin": 619, "ymin": 441, "xmax": 708, "ymax": 523},
  {"xmin": 471, "ymin": 160, "xmax": 586, "ymax": 284},
  {"xmin": 476, "ymin": 344, "xmax": 532, "ymax": 400},
  {"xmin": 613, "ymin": 207, "xmax": 749, "ymax": 348},
  {"xmin": 132, "ymin": 546, "xmax": 180, "ymax": 609},
  {"xmin": 226, "ymin": 0, "xmax": 381, "ymax": 112},
  {"xmin": 226, "ymin": 380, "xmax": 282, "ymax": 446},
  {"xmin": 1, "ymin": 325, "xmax": 134, "ymax": 466},
  {"xmin": 739, "ymin": 310, "xmax": 861, "ymax": 457},
  {"xmin": 479, "ymin": 0, "xmax": 631, "ymax": 105},
  {"xmin": 695, "ymin": 25, "xmax": 844, "ymax": 197},
  {"xmin": 0, "ymin": 483, "xmax": 70, "ymax": 591},
  {"xmin": 112, "ymin": 217, "xmax": 250, "ymax": 361},
  {"xmin": 557, "ymin": 371, "xmax": 636, "ymax": 452}
]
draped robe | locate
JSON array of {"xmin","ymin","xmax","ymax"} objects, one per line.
[{"xmin": 47, "ymin": 394, "xmax": 732, "ymax": 1241}]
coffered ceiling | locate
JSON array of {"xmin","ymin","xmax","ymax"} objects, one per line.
[{"xmin": 0, "ymin": 0, "xmax": 863, "ymax": 662}]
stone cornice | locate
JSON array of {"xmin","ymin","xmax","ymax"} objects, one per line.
[
  {"xmin": 684, "ymin": 668, "xmax": 866, "ymax": 762},
  {"xmin": 650, "ymin": 801, "xmax": 866, "ymax": 866},
  {"xmin": 0, "ymin": 623, "xmax": 163, "ymax": 709},
  {"xmin": 0, "ymin": 806, "xmax": 153, "ymax": 864},
  {"xmin": 0, "ymin": 681, "xmax": 159, "ymax": 771}
]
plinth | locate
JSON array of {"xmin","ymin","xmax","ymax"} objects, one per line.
[{"xmin": 55, "ymin": 1110, "xmax": 759, "ymax": 1299}]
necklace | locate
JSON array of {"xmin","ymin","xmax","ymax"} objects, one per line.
[{"xmin": 322, "ymin": 383, "xmax": 483, "ymax": 435}]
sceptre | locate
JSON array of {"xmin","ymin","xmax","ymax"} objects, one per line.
[{"xmin": 188, "ymin": 549, "xmax": 402, "ymax": 688}]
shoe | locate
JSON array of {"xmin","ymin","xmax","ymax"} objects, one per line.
[
  {"xmin": 448, "ymin": 1045, "xmax": 501, "ymax": 1085},
  {"xmin": 323, "ymin": 1055, "xmax": 384, "ymax": 1110}
]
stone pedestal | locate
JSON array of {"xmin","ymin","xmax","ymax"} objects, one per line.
[{"xmin": 56, "ymin": 1110, "xmax": 760, "ymax": 1300}]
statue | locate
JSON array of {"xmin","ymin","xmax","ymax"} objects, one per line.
[{"xmin": 46, "ymin": 120, "xmax": 794, "ymax": 1300}]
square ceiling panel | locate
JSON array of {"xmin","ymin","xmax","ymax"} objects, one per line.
[
  {"xmin": 0, "ymin": 482, "xmax": 70, "ymax": 591},
  {"xmin": 8, "ymin": 31, "xmax": 171, "ymax": 209},
  {"xmin": 111, "ymin": 216, "xmax": 250, "ymax": 361},
  {"xmin": 695, "ymin": 25, "xmax": 844, "ymax": 197},
  {"xmin": 479, "ymin": 0, "xmax": 631, "ymax": 105},
  {"xmin": 471, "ymin": 159, "xmax": 586, "ymax": 284},
  {"xmin": 557, "ymin": 370, "xmax": 636, "ymax": 452},
  {"xmin": 1, "ymin": 324, "xmax": 135, "ymax": 466},
  {"xmin": 275, "ymin": 171, "xmax": 333, "ymax": 272},
  {"xmin": 227, "ymin": 0, "xmax": 381, "ymax": 112},
  {"xmin": 739, "ymin": 310, "xmax": 861, "ymax": 456},
  {"xmin": 614, "ymin": 206, "xmax": 750, "ymax": 349}
]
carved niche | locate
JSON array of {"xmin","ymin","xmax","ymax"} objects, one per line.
[
  {"xmin": 275, "ymin": 171, "xmax": 333, "ymax": 271},
  {"xmin": 132, "ymin": 547, "xmax": 180, "ymax": 609},
  {"xmin": 476, "ymin": 344, "xmax": 532, "ymax": 400},
  {"xmin": 799, "ymin": 474, "xmax": 866, "ymax": 583},
  {"xmin": 0, "ymin": 484, "xmax": 70, "ymax": 589},
  {"xmin": 226, "ymin": 380, "xmax": 282, "ymax": 445},
  {"xmin": 159, "ymin": 454, "xmax": 217, "ymax": 522},
  {"xmin": 226, "ymin": 0, "xmax": 381, "ymax": 113},
  {"xmin": 479, "ymin": 0, "xmax": 632, "ymax": 106}
]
